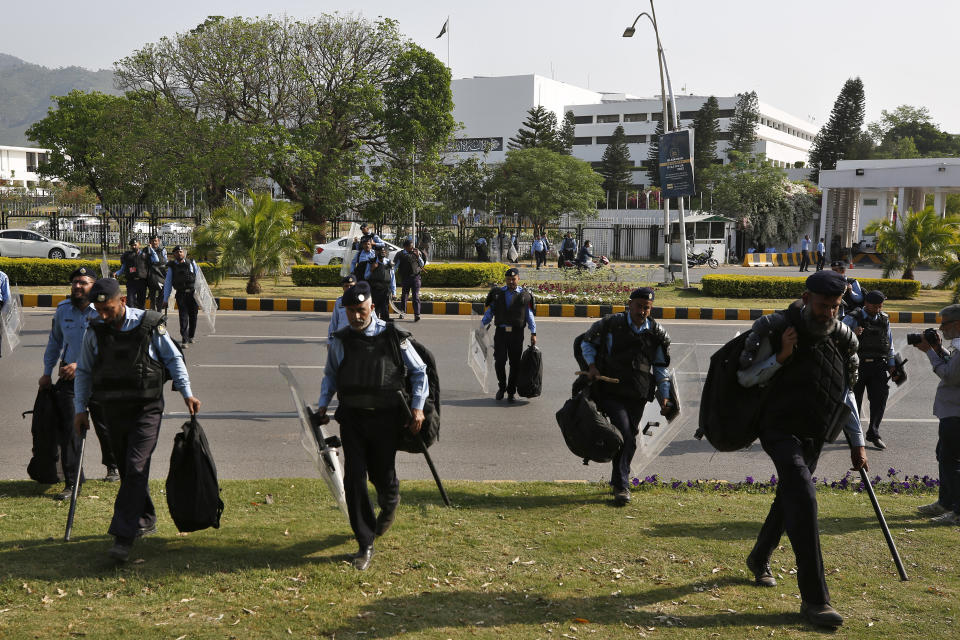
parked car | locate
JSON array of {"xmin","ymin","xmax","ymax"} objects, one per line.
[
  {"xmin": 312, "ymin": 236, "xmax": 401, "ymax": 265},
  {"xmin": 0, "ymin": 229, "xmax": 81, "ymax": 259},
  {"xmin": 160, "ymin": 222, "xmax": 193, "ymax": 234},
  {"xmin": 26, "ymin": 219, "xmax": 72, "ymax": 232}
]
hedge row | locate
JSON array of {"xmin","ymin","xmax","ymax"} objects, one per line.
[
  {"xmin": 700, "ymin": 274, "xmax": 921, "ymax": 299},
  {"xmin": 0, "ymin": 257, "xmax": 216, "ymax": 285},
  {"xmin": 291, "ymin": 262, "xmax": 513, "ymax": 287}
]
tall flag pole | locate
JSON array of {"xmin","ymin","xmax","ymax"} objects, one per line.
[{"xmin": 436, "ymin": 16, "xmax": 450, "ymax": 68}]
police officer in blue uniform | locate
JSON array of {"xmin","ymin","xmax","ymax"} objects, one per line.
[
  {"xmin": 364, "ymin": 245, "xmax": 396, "ymax": 321},
  {"xmin": 843, "ymin": 290, "xmax": 895, "ymax": 450},
  {"xmin": 737, "ymin": 270, "xmax": 868, "ymax": 628},
  {"xmin": 73, "ymin": 278, "xmax": 200, "ymax": 562},
  {"xmin": 316, "ymin": 282, "xmax": 428, "ymax": 570},
  {"xmin": 144, "ymin": 234, "xmax": 168, "ymax": 311},
  {"xmin": 580, "ymin": 287, "xmax": 673, "ymax": 505},
  {"xmin": 482, "ymin": 268, "xmax": 537, "ymax": 402},
  {"xmin": 39, "ymin": 267, "xmax": 118, "ymax": 497},
  {"xmin": 0, "ymin": 268, "xmax": 10, "ymax": 357},
  {"xmin": 161, "ymin": 246, "xmax": 199, "ymax": 345},
  {"xmin": 830, "ymin": 260, "xmax": 863, "ymax": 318},
  {"xmin": 115, "ymin": 239, "xmax": 148, "ymax": 309},
  {"xmin": 351, "ymin": 236, "xmax": 377, "ymax": 282},
  {"xmin": 328, "ymin": 274, "xmax": 357, "ymax": 338}
]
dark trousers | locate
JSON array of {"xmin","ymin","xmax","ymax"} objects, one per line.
[
  {"xmin": 146, "ymin": 284, "xmax": 163, "ymax": 311},
  {"xmin": 338, "ymin": 408, "xmax": 401, "ymax": 548},
  {"xmin": 493, "ymin": 326, "xmax": 525, "ymax": 394},
  {"xmin": 854, "ymin": 360, "xmax": 890, "ymax": 440},
  {"xmin": 596, "ymin": 393, "xmax": 646, "ymax": 491},
  {"xmin": 52, "ymin": 380, "xmax": 86, "ymax": 488},
  {"xmin": 937, "ymin": 416, "xmax": 960, "ymax": 513},
  {"xmin": 816, "ymin": 253, "xmax": 825, "ymax": 271},
  {"xmin": 88, "ymin": 402, "xmax": 117, "ymax": 468},
  {"xmin": 400, "ymin": 275, "xmax": 421, "ymax": 317},
  {"xmin": 372, "ymin": 290, "xmax": 390, "ymax": 321},
  {"xmin": 100, "ymin": 398, "xmax": 164, "ymax": 540},
  {"xmin": 126, "ymin": 280, "xmax": 147, "ymax": 309},
  {"xmin": 175, "ymin": 291, "xmax": 199, "ymax": 341},
  {"xmin": 753, "ymin": 428, "xmax": 829, "ymax": 605},
  {"xmin": 535, "ymin": 250, "xmax": 547, "ymax": 269},
  {"xmin": 799, "ymin": 250, "xmax": 810, "ymax": 271}
]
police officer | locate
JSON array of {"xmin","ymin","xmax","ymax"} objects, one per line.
[
  {"xmin": 40, "ymin": 267, "xmax": 119, "ymax": 496},
  {"xmin": 843, "ymin": 290, "xmax": 895, "ymax": 450},
  {"xmin": 144, "ymin": 234, "xmax": 167, "ymax": 311},
  {"xmin": 359, "ymin": 223, "xmax": 384, "ymax": 247},
  {"xmin": 737, "ymin": 270, "xmax": 867, "ymax": 628},
  {"xmin": 365, "ymin": 245, "xmax": 396, "ymax": 321},
  {"xmin": 161, "ymin": 246, "xmax": 199, "ymax": 346},
  {"xmin": 799, "ymin": 234, "xmax": 811, "ymax": 272},
  {"xmin": 114, "ymin": 239, "xmax": 147, "ymax": 309},
  {"xmin": 351, "ymin": 237, "xmax": 376, "ymax": 282},
  {"xmin": 395, "ymin": 239, "xmax": 424, "ymax": 322},
  {"xmin": 0, "ymin": 268, "xmax": 10, "ymax": 357},
  {"xmin": 830, "ymin": 260, "xmax": 863, "ymax": 318},
  {"xmin": 73, "ymin": 277, "xmax": 200, "ymax": 562},
  {"xmin": 815, "ymin": 237, "xmax": 826, "ymax": 271},
  {"xmin": 580, "ymin": 287, "xmax": 673, "ymax": 506},
  {"xmin": 474, "ymin": 235, "xmax": 489, "ymax": 262},
  {"xmin": 315, "ymin": 282, "xmax": 428, "ymax": 570},
  {"xmin": 559, "ymin": 232, "xmax": 577, "ymax": 267},
  {"xmin": 328, "ymin": 274, "xmax": 357, "ymax": 338},
  {"xmin": 482, "ymin": 268, "xmax": 537, "ymax": 402}
]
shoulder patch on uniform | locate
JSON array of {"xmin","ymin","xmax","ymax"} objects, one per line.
[{"xmin": 157, "ymin": 324, "xmax": 167, "ymax": 335}]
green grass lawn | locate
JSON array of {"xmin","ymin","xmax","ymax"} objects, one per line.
[{"xmin": 0, "ymin": 479, "xmax": 955, "ymax": 639}]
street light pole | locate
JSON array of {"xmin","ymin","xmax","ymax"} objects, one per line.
[{"xmin": 624, "ymin": 0, "xmax": 690, "ymax": 287}]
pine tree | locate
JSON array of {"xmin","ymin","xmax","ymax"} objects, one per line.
[
  {"xmin": 558, "ymin": 110, "xmax": 576, "ymax": 155},
  {"xmin": 599, "ymin": 125, "xmax": 633, "ymax": 204},
  {"xmin": 691, "ymin": 96, "xmax": 720, "ymax": 183},
  {"xmin": 728, "ymin": 91, "xmax": 760, "ymax": 158},
  {"xmin": 508, "ymin": 105, "xmax": 560, "ymax": 150},
  {"xmin": 646, "ymin": 117, "xmax": 664, "ymax": 187},
  {"xmin": 808, "ymin": 77, "xmax": 866, "ymax": 182}
]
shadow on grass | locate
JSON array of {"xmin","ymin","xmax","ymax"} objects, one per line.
[
  {"xmin": 397, "ymin": 485, "xmax": 611, "ymax": 510},
  {"xmin": 0, "ymin": 480, "xmax": 61, "ymax": 498},
  {"xmin": 645, "ymin": 513, "xmax": 930, "ymax": 540},
  {"xmin": 325, "ymin": 579, "xmax": 814, "ymax": 637}
]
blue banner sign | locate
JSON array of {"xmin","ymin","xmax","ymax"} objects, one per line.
[{"xmin": 658, "ymin": 130, "xmax": 695, "ymax": 198}]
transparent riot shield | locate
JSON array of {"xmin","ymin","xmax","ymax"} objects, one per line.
[
  {"xmin": 100, "ymin": 251, "xmax": 111, "ymax": 279},
  {"xmin": 1, "ymin": 283, "xmax": 24, "ymax": 354},
  {"xmin": 630, "ymin": 341, "xmax": 704, "ymax": 479},
  {"xmin": 193, "ymin": 264, "xmax": 218, "ymax": 334},
  {"xmin": 467, "ymin": 309, "xmax": 491, "ymax": 393},
  {"xmin": 340, "ymin": 250, "xmax": 357, "ymax": 278},
  {"xmin": 278, "ymin": 364, "xmax": 349, "ymax": 518}
]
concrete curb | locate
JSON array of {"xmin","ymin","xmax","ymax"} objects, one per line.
[{"xmin": 18, "ymin": 293, "xmax": 941, "ymax": 324}]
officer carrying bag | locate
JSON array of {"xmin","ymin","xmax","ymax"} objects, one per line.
[
  {"xmin": 166, "ymin": 416, "xmax": 224, "ymax": 532},
  {"xmin": 24, "ymin": 386, "xmax": 61, "ymax": 484},
  {"xmin": 696, "ymin": 332, "xmax": 767, "ymax": 451},
  {"xmin": 394, "ymin": 333, "xmax": 441, "ymax": 452},
  {"xmin": 555, "ymin": 383, "xmax": 623, "ymax": 464},
  {"xmin": 516, "ymin": 344, "xmax": 543, "ymax": 398}
]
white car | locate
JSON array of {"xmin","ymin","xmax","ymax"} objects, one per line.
[
  {"xmin": 160, "ymin": 222, "xmax": 193, "ymax": 234},
  {"xmin": 312, "ymin": 236, "xmax": 401, "ymax": 265},
  {"xmin": 0, "ymin": 229, "xmax": 81, "ymax": 259}
]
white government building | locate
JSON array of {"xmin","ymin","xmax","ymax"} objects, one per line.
[
  {"xmin": 0, "ymin": 145, "xmax": 51, "ymax": 192},
  {"xmin": 447, "ymin": 74, "xmax": 817, "ymax": 185}
]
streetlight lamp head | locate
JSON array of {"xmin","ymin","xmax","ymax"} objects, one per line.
[{"xmin": 622, "ymin": 26, "xmax": 636, "ymax": 37}]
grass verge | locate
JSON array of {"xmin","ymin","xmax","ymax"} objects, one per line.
[{"xmin": 0, "ymin": 478, "xmax": 955, "ymax": 639}]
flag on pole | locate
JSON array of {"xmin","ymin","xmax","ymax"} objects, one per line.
[{"xmin": 436, "ymin": 18, "xmax": 448, "ymax": 39}]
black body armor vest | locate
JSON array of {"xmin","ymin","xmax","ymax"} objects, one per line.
[
  {"xmin": 488, "ymin": 287, "xmax": 532, "ymax": 329},
  {"xmin": 90, "ymin": 310, "xmax": 166, "ymax": 402},
  {"xmin": 396, "ymin": 251, "xmax": 422, "ymax": 280},
  {"xmin": 366, "ymin": 260, "xmax": 392, "ymax": 295},
  {"xmin": 852, "ymin": 309, "xmax": 890, "ymax": 359},
  {"xmin": 594, "ymin": 313, "xmax": 667, "ymax": 402},
  {"xmin": 168, "ymin": 260, "xmax": 196, "ymax": 292},
  {"xmin": 334, "ymin": 324, "xmax": 409, "ymax": 409}
]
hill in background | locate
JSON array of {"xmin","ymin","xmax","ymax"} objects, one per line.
[{"xmin": 0, "ymin": 53, "xmax": 118, "ymax": 147}]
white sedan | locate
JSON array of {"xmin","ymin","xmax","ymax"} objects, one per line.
[
  {"xmin": 0, "ymin": 229, "xmax": 81, "ymax": 259},
  {"xmin": 312, "ymin": 236, "xmax": 401, "ymax": 265}
]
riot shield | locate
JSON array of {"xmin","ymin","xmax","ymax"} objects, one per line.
[
  {"xmin": 278, "ymin": 364, "xmax": 349, "ymax": 518},
  {"xmin": 1, "ymin": 283, "xmax": 24, "ymax": 354},
  {"xmin": 192, "ymin": 264, "xmax": 218, "ymax": 334},
  {"xmin": 340, "ymin": 250, "xmax": 358, "ymax": 278},
  {"xmin": 467, "ymin": 309, "xmax": 491, "ymax": 392},
  {"xmin": 631, "ymin": 342, "xmax": 704, "ymax": 479},
  {"xmin": 100, "ymin": 251, "xmax": 111, "ymax": 279}
]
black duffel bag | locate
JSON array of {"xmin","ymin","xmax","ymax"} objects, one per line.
[
  {"xmin": 166, "ymin": 416, "xmax": 224, "ymax": 532},
  {"xmin": 516, "ymin": 344, "xmax": 543, "ymax": 398},
  {"xmin": 555, "ymin": 384, "xmax": 623, "ymax": 465},
  {"xmin": 25, "ymin": 386, "xmax": 62, "ymax": 484}
]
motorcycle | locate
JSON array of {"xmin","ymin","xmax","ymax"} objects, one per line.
[
  {"xmin": 564, "ymin": 255, "xmax": 610, "ymax": 271},
  {"xmin": 687, "ymin": 246, "xmax": 719, "ymax": 269}
]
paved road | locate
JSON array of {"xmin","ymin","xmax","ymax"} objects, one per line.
[{"xmin": 0, "ymin": 309, "xmax": 942, "ymax": 485}]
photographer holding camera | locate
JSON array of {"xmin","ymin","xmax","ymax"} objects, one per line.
[{"xmin": 912, "ymin": 304, "xmax": 960, "ymax": 525}]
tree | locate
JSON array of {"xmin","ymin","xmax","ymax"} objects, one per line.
[
  {"xmin": 691, "ymin": 96, "xmax": 720, "ymax": 185},
  {"xmin": 646, "ymin": 117, "xmax": 664, "ymax": 187},
  {"xmin": 436, "ymin": 156, "xmax": 493, "ymax": 212},
  {"xmin": 558, "ymin": 110, "xmax": 576, "ymax": 155},
  {"xmin": 507, "ymin": 105, "xmax": 560, "ymax": 150},
  {"xmin": 866, "ymin": 206, "xmax": 959, "ymax": 280},
  {"xmin": 194, "ymin": 192, "xmax": 311, "ymax": 294},
  {"xmin": 727, "ymin": 91, "xmax": 760, "ymax": 157},
  {"xmin": 491, "ymin": 147, "xmax": 603, "ymax": 233},
  {"xmin": 807, "ymin": 78, "xmax": 866, "ymax": 181},
  {"xmin": 598, "ymin": 125, "xmax": 632, "ymax": 203}
]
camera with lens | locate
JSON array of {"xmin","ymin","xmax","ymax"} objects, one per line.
[{"xmin": 906, "ymin": 327, "xmax": 940, "ymax": 346}]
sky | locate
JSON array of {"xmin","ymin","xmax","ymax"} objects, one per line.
[{"xmin": 5, "ymin": 0, "xmax": 960, "ymax": 132}]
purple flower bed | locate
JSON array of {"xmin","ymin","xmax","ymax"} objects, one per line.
[{"xmin": 629, "ymin": 468, "xmax": 939, "ymax": 494}]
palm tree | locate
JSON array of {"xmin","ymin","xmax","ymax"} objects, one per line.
[
  {"xmin": 194, "ymin": 191, "xmax": 310, "ymax": 294},
  {"xmin": 864, "ymin": 206, "xmax": 960, "ymax": 280}
]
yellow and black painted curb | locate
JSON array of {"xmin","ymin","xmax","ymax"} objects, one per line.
[{"xmin": 18, "ymin": 293, "xmax": 941, "ymax": 324}]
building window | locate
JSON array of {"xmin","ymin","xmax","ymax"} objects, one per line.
[
  {"xmin": 679, "ymin": 111, "xmax": 699, "ymax": 120},
  {"xmin": 863, "ymin": 198, "xmax": 879, "ymax": 206},
  {"xmin": 596, "ymin": 136, "xmax": 613, "ymax": 145},
  {"xmin": 624, "ymin": 112, "xmax": 647, "ymax": 122},
  {"xmin": 573, "ymin": 115, "xmax": 593, "ymax": 124},
  {"xmin": 717, "ymin": 132, "xmax": 733, "ymax": 141},
  {"xmin": 573, "ymin": 137, "xmax": 593, "ymax": 145},
  {"xmin": 717, "ymin": 109, "xmax": 735, "ymax": 118},
  {"xmin": 624, "ymin": 135, "xmax": 646, "ymax": 144},
  {"xmin": 596, "ymin": 114, "xmax": 620, "ymax": 124}
]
